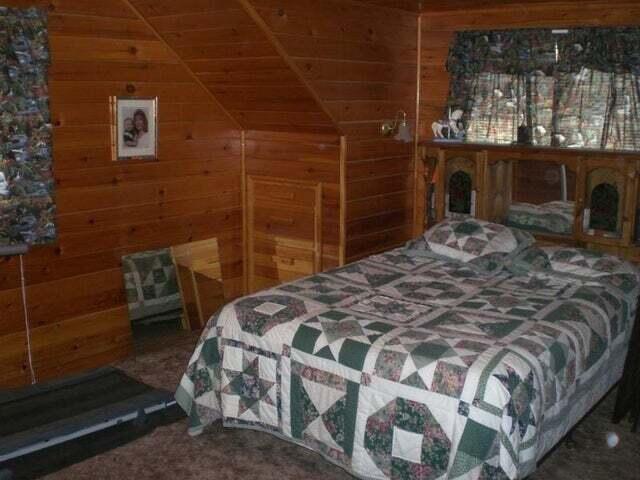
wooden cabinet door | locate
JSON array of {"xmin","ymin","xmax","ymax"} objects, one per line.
[
  {"xmin": 434, "ymin": 148, "xmax": 485, "ymax": 221},
  {"xmin": 246, "ymin": 176, "xmax": 322, "ymax": 293},
  {"xmin": 576, "ymin": 156, "xmax": 635, "ymax": 245}
]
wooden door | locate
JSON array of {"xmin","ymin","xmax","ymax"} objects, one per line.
[{"xmin": 246, "ymin": 176, "xmax": 322, "ymax": 293}]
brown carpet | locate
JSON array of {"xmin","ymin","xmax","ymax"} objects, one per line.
[{"xmin": 43, "ymin": 333, "xmax": 640, "ymax": 480}]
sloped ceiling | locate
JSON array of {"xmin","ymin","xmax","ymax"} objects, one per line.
[
  {"xmin": 126, "ymin": 0, "xmax": 339, "ymax": 134},
  {"xmin": 247, "ymin": 0, "xmax": 418, "ymax": 139},
  {"xmin": 124, "ymin": 0, "xmax": 419, "ymax": 136}
]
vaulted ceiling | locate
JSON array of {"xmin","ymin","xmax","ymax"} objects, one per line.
[
  {"xmin": 122, "ymin": 0, "xmax": 418, "ymax": 137},
  {"xmin": 125, "ymin": 0, "xmax": 338, "ymax": 134}
]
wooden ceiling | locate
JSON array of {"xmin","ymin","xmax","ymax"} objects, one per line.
[
  {"xmin": 122, "ymin": 0, "xmax": 420, "ymax": 135},
  {"xmin": 126, "ymin": 0, "xmax": 338, "ymax": 134},
  {"xmin": 356, "ymin": 0, "xmax": 421, "ymax": 11}
]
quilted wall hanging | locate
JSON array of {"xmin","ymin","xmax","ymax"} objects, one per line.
[{"xmin": 0, "ymin": 6, "xmax": 55, "ymax": 248}]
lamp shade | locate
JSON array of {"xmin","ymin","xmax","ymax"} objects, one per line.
[{"xmin": 394, "ymin": 122, "xmax": 413, "ymax": 143}]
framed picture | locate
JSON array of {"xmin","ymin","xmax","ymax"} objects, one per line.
[{"xmin": 111, "ymin": 97, "xmax": 158, "ymax": 161}]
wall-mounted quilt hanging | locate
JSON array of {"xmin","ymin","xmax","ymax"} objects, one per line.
[
  {"xmin": 0, "ymin": 7, "xmax": 55, "ymax": 248},
  {"xmin": 445, "ymin": 27, "xmax": 640, "ymax": 151}
]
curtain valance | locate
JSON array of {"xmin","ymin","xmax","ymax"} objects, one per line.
[
  {"xmin": 447, "ymin": 27, "xmax": 640, "ymax": 78},
  {"xmin": 444, "ymin": 27, "xmax": 640, "ymax": 151}
]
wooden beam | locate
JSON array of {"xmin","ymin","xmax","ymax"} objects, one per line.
[
  {"xmin": 412, "ymin": 14, "xmax": 423, "ymax": 237},
  {"xmin": 339, "ymin": 135, "xmax": 347, "ymax": 266}
]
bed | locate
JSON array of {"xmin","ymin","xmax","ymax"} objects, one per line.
[
  {"xmin": 505, "ymin": 201, "xmax": 575, "ymax": 236},
  {"xmin": 176, "ymin": 219, "xmax": 638, "ymax": 480}
]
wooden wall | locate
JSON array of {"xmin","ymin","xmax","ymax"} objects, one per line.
[
  {"xmin": 360, "ymin": 0, "xmax": 418, "ymax": 11},
  {"xmin": 114, "ymin": 0, "xmax": 421, "ymax": 263},
  {"xmin": 128, "ymin": 0, "xmax": 338, "ymax": 135},
  {"xmin": 0, "ymin": 0, "xmax": 243, "ymax": 387},
  {"xmin": 249, "ymin": 0, "xmax": 420, "ymax": 262},
  {"xmin": 133, "ymin": 0, "xmax": 421, "ymax": 262},
  {"xmin": 1, "ymin": 0, "xmax": 422, "ymax": 387},
  {"xmin": 418, "ymin": 1, "xmax": 640, "ymax": 140},
  {"xmin": 244, "ymin": 130, "xmax": 343, "ymax": 270}
]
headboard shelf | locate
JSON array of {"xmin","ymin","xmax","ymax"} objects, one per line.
[
  {"xmin": 419, "ymin": 141, "xmax": 640, "ymax": 159},
  {"xmin": 416, "ymin": 143, "xmax": 640, "ymax": 262}
]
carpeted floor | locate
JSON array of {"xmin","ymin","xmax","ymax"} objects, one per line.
[{"xmin": 43, "ymin": 332, "xmax": 640, "ymax": 480}]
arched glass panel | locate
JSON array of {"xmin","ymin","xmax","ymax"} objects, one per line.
[
  {"xmin": 589, "ymin": 182, "xmax": 619, "ymax": 232},
  {"xmin": 448, "ymin": 170, "xmax": 472, "ymax": 215}
]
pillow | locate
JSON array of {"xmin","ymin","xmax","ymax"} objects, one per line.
[
  {"xmin": 406, "ymin": 218, "xmax": 534, "ymax": 274},
  {"xmin": 511, "ymin": 245, "xmax": 640, "ymax": 295}
]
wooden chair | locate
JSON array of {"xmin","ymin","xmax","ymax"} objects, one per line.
[{"xmin": 170, "ymin": 238, "xmax": 225, "ymax": 331}]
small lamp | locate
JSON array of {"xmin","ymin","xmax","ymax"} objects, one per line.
[{"xmin": 381, "ymin": 110, "xmax": 413, "ymax": 143}]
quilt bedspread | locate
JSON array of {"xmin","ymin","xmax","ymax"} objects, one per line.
[{"xmin": 175, "ymin": 248, "xmax": 636, "ymax": 480}]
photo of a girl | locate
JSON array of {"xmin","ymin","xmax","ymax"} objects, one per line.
[
  {"xmin": 122, "ymin": 110, "xmax": 150, "ymax": 148},
  {"xmin": 113, "ymin": 97, "xmax": 157, "ymax": 161}
]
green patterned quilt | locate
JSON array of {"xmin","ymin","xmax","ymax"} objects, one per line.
[
  {"xmin": 505, "ymin": 201, "xmax": 575, "ymax": 236},
  {"xmin": 176, "ymin": 247, "xmax": 637, "ymax": 480}
]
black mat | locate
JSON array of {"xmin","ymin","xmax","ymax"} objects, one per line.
[
  {"xmin": 0, "ymin": 367, "xmax": 184, "ymax": 479},
  {"xmin": 0, "ymin": 368, "xmax": 154, "ymax": 437},
  {"xmin": 1, "ymin": 404, "xmax": 184, "ymax": 479}
]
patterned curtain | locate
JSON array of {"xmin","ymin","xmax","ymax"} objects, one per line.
[
  {"xmin": 446, "ymin": 27, "xmax": 640, "ymax": 151},
  {"xmin": 0, "ymin": 7, "xmax": 55, "ymax": 247}
]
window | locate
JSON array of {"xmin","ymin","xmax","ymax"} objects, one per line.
[{"xmin": 446, "ymin": 28, "xmax": 640, "ymax": 151}]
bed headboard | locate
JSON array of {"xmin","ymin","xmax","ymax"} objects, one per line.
[{"xmin": 415, "ymin": 143, "xmax": 640, "ymax": 262}]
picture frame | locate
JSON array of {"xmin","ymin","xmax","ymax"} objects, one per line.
[{"xmin": 110, "ymin": 96, "xmax": 158, "ymax": 161}]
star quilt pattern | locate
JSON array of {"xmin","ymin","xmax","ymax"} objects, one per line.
[{"xmin": 176, "ymin": 246, "xmax": 637, "ymax": 480}]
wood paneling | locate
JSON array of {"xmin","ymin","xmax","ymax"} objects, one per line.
[
  {"xmin": 113, "ymin": 0, "xmax": 420, "ymax": 262},
  {"xmin": 0, "ymin": 0, "xmax": 242, "ymax": 387},
  {"xmin": 418, "ymin": 1, "xmax": 640, "ymax": 141},
  {"xmin": 128, "ymin": 0, "xmax": 338, "ymax": 134},
  {"xmin": 248, "ymin": 0, "xmax": 419, "ymax": 261},
  {"xmin": 358, "ymin": 0, "xmax": 420, "ymax": 11},
  {"xmin": 246, "ymin": 176, "xmax": 322, "ymax": 291},
  {"xmin": 244, "ymin": 130, "xmax": 343, "ymax": 272}
]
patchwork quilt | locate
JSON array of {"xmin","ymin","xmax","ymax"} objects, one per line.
[
  {"xmin": 505, "ymin": 201, "xmax": 575, "ymax": 236},
  {"xmin": 176, "ymin": 247, "xmax": 637, "ymax": 480},
  {"xmin": 122, "ymin": 248, "xmax": 182, "ymax": 324}
]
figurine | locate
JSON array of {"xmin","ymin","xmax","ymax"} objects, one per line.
[{"xmin": 432, "ymin": 109, "xmax": 464, "ymax": 140}]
